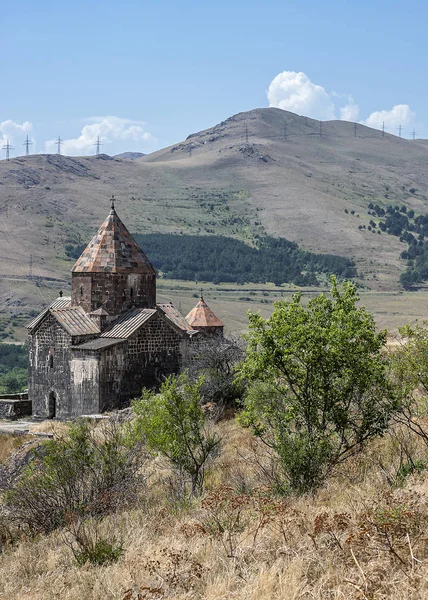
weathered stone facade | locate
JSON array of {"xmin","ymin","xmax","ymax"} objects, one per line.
[
  {"xmin": 27, "ymin": 201, "xmax": 224, "ymax": 419},
  {"xmin": 71, "ymin": 272, "xmax": 156, "ymax": 314}
]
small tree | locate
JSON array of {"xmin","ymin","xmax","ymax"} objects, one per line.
[
  {"xmin": 133, "ymin": 373, "xmax": 221, "ymax": 495},
  {"xmin": 188, "ymin": 334, "xmax": 245, "ymax": 415},
  {"xmin": 238, "ymin": 277, "xmax": 398, "ymax": 494},
  {"xmin": 390, "ymin": 324, "xmax": 428, "ymax": 446}
]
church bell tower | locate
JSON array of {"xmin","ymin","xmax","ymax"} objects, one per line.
[{"xmin": 71, "ymin": 197, "xmax": 156, "ymax": 316}]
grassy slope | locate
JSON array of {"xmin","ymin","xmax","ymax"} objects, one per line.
[
  {"xmin": 3, "ymin": 276, "xmax": 428, "ymax": 343},
  {"xmin": 1, "ymin": 419, "xmax": 428, "ymax": 599},
  {"xmin": 2, "ymin": 107, "xmax": 428, "ymax": 336}
]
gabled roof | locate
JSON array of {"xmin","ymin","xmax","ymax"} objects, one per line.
[
  {"xmin": 185, "ymin": 296, "xmax": 224, "ymax": 328},
  {"xmin": 26, "ymin": 296, "xmax": 71, "ymax": 331},
  {"xmin": 50, "ymin": 307, "xmax": 100, "ymax": 336},
  {"xmin": 157, "ymin": 302, "xmax": 195, "ymax": 333},
  {"xmin": 27, "ymin": 300, "xmax": 100, "ymax": 337},
  {"xmin": 72, "ymin": 205, "xmax": 155, "ymax": 274},
  {"xmin": 101, "ymin": 308, "xmax": 157, "ymax": 339}
]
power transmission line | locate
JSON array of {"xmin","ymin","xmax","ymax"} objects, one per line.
[
  {"xmin": 245, "ymin": 124, "xmax": 249, "ymax": 144},
  {"xmin": 398, "ymin": 124, "xmax": 402, "ymax": 138},
  {"xmin": 2, "ymin": 139, "xmax": 13, "ymax": 161},
  {"xmin": 56, "ymin": 136, "xmax": 63, "ymax": 155},
  {"xmin": 382, "ymin": 122, "xmax": 386, "ymax": 137},
  {"xmin": 93, "ymin": 135, "xmax": 103, "ymax": 155},
  {"xmin": 412, "ymin": 129, "xmax": 418, "ymax": 140},
  {"xmin": 354, "ymin": 122, "xmax": 357, "ymax": 137},
  {"xmin": 23, "ymin": 135, "xmax": 32, "ymax": 156}
]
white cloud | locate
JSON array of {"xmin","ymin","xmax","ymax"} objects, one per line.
[
  {"xmin": 340, "ymin": 101, "xmax": 360, "ymax": 122},
  {"xmin": 0, "ymin": 120, "xmax": 34, "ymax": 155},
  {"xmin": 45, "ymin": 116, "xmax": 155, "ymax": 156},
  {"xmin": 267, "ymin": 72, "xmax": 416, "ymax": 133},
  {"xmin": 363, "ymin": 104, "xmax": 415, "ymax": 132},
  {"xmin": 267, "ymin": 71, "xmax": 336, "ymax": 120}
]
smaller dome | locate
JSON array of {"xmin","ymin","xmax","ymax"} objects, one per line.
[{"xmin": 185, "ymin": 296, "xmax": 224, "ymax": 329}]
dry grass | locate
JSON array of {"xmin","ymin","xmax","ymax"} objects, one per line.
[
  {"xmin": 2, "ymin": 420, "xmax": 428, "ymax": 599},
  {"xmin": 0, "ymin": 434, "xmax": 33, "ymax": 465}
]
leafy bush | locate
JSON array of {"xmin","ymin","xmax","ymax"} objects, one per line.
[
  {"xmin": 3, "ymin": 420, "xmax": 146, "ymax": 534},
  {"xmin": 65, "ymin": 518, "xmax": 124, "ymax": 566},
  {"xmin": 132, "ymin": 373, "xmax": 221, "ymax": 495},
  {"xmin": 238, "ymin": 277, "xmax": 398, "ymax": 494},
  {"xmin": 390, "ymin": 323, "xmax": 428, "ymax": 446}
]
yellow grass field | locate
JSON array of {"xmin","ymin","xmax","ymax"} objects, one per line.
[{"xmin": 2, "ymin": 420, "xmax": 428, "ymax": 599}]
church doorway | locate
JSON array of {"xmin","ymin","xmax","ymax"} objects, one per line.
[{"xmin": 48, "ymin": 391, "xmax": 56, "ymax": 419}]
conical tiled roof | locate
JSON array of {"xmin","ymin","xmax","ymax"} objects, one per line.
[
  {"xmin": 72, "ymin": 204, "xmax": 155, "ymax": 274},
  {"xmin": 185, "ymin": 296, "xmax": 224, "ymax": 328}
]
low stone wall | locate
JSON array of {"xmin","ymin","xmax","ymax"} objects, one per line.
[
  {"xmin": 0, "ymin": 392, "xmax": 28, "ymax": 400},
  {"xmin": 0, "ymin": 397, "xmax": 32, "ymax": 420}
]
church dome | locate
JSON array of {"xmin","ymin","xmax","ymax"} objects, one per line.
[
  {"xmin": 72, "ymin": 200, "xmax": 155, "ymax": 275},
  {"xmin": 185, "ymin": 295, "xmax": 224, "ymax": 330}
]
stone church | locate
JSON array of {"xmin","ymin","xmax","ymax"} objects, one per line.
[{"xmin": 26, "ymin": 199, "xmax": 224, "ymax": 419}]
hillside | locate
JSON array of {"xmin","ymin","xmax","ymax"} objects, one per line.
[
  {"xmin": 113, "ymin": 152, "xmax": 146, "ymax": 159},
  {"xmin": 2, "ymin": 417, "xmax": 428, "ymax": 600},
  {"xmin": 2, "ymin": 107, "xmax": 428, "ymax": 317}
]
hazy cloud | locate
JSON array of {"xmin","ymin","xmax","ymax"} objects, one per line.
[
  {"xmin": 0, "ymin": 119, "xmax": 34, "ymax": 154},
  {"xmin": 45, "ymin": 116, "xmax": 155, "ymax": 156},
  {"xmin": 340, "ymin": 101, "xmax": 360, "ymax": 122},
  {"xmin": 363, "ymin": 104, "xmax": 415, "ymax": 132}
]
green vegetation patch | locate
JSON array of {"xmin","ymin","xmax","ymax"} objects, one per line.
[
  {"xmin": 133, "ymin": 234, "xmax": 356, "ymax": 286},
  {"xmin": 366, "ymin": 202, "xmax": 428, "ymax": 288},
  {"xmin": 67, "ymin": 234, "xmax": 356, "ymax": 286},
  {"xmin": 0, "ymin": 344, "xmax": 28, "ymax": 394}
]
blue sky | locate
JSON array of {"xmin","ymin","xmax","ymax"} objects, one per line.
[{"xmin": 1, "ymin": 0, "xmax": 427, "ymax": 156}]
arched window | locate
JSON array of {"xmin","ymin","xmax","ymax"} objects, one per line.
[
  {"xmin": 49, "ymin": 354, "xmax": 54, "ymax": 369},
  {"xmin": 130, "ymin": 287, "xmax": 134, "ymax": 298},
  {"xmin": 80, "ymin": 286, "xmax": 83, "ymax": 297}
]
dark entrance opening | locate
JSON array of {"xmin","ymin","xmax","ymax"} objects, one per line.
[{"xmin": 48, "ymin": 391, "xmax": 56, "ymax": 419}]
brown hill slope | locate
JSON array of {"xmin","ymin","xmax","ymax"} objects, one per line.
[{"xmin": 1, "ymin": 107, "xmax": 428, "ymax": 312}]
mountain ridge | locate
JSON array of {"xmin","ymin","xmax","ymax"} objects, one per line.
[{"xmin": 1, "ymin": 107, "xmax": 428, "ymax": 314}]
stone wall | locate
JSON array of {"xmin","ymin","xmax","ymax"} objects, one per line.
[
  {"xmin": 71, "ymin": 272, "xmax": 156, "ymax": 315},
  {"xmin": 28, "ymin": 313, "xmax": 73, "ymax": 419},
  {"xmin": 29, "ymin": 314, "xmax": 100, "ymax": 419},
  {"xmin": 28, "ymin": 308, "xmax": 192, "ymax": 418},
  {"xmin": 70, "ymin": 355, "xmax": 101, "ymax": 415},
  {"xmin": 99, "ymin": 312, "xmax": 184, "ymax": 410},
  {"xmin": 0, "ymin": 399, "xmax": 32, "ymax": 420}
]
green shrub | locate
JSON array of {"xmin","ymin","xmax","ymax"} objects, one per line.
[
  {"xmin": 132, "ymin": 373, "xmax": 221, "ymax": 495},
  {"xmin": 396, "ymin": 460, "xmax": 426, "ymax": 486},
  {"xmin": 238, "ymin": 277, "xmax": 398, "ymax": 494},
  {"xmin": 4, "ymin": 420, "xmax": 146, "ymax": 534},
  {"xmin": 66, "ymin": 519, "xmax": 124, "ymax": 566}
]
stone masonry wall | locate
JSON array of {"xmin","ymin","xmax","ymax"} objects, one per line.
[
  {"xmin": 70, "ymin": 354, "xmax": 101, "ymax": 415},
  {"xmin": 29, "ymin": 314, "xmax": 100, "ymax": 419},
  {"xmin": 28, "ymin": 313, "xmax": 73, "ymax": 418},
  {"xmin": 72, "ymin": 272, "xmax": 156, "ymax": 315},
  {"xmin": 98, "ymin": 312, "xmax": 183, "ymax": 410}
]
